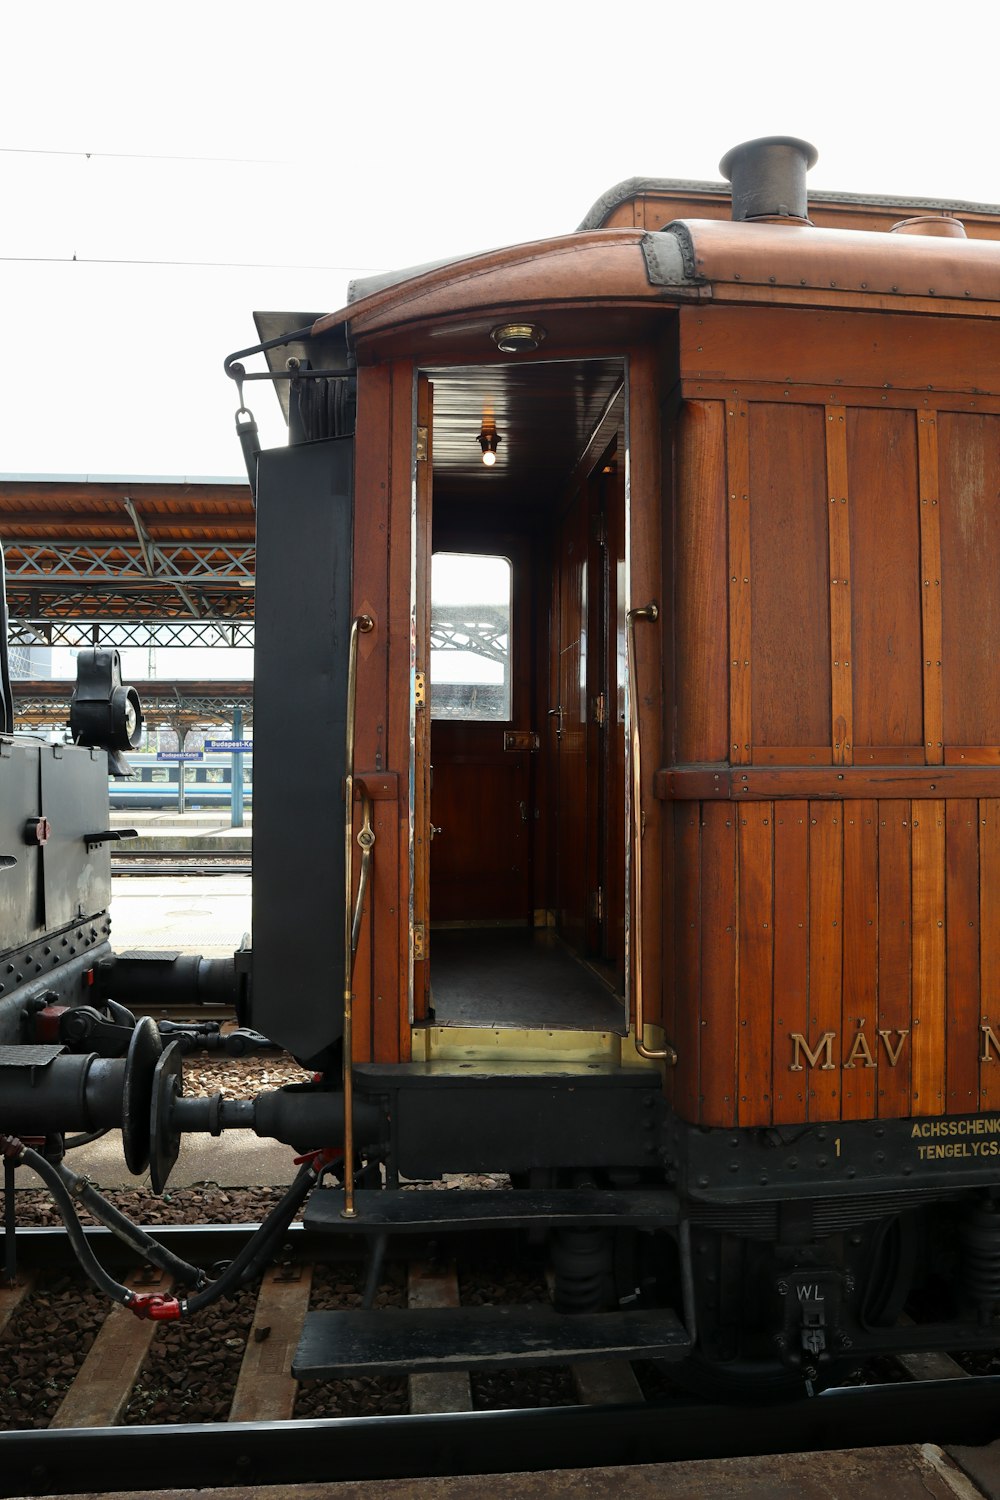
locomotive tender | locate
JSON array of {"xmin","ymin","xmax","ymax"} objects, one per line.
[{"xmin": 7, "ymin": 135, "xmax": 1000, "ymax": 1392}]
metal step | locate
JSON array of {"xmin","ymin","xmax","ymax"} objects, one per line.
[
  {"xmin": 293, "ymin": 1305, "xmax": 692, "ymax": 1379},
  {"xmin": 304, "ymin": 1186, "xmax": 680, "ymax": 1234}
]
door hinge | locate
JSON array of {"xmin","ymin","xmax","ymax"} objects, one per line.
[
  {"xmin": 414, "ymin": 671, "xmax": 426, "ymax": 708},
  {"xmin": 413, "ymin": 921, "xmax": 426, "ymax": 960},
  {"xmin": 590, "ymin": 887, "xmax": 604, "ymax": 923},
  {"xmin": 592, "ymin": 692, "xmax": 607, "ymax": 728},
  {"xmin": 416, "ymin": 425, "xmax": 429, "ymax": 462}
]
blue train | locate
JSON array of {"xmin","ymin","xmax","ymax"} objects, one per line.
[{"xmin": 109, "ymin": 750, "xmax": 253, "ymax": 808}]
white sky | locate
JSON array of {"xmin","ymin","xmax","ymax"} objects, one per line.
[{"xmin": 4, "ymin": 0, "xmax": 1000, "ymax": 681}]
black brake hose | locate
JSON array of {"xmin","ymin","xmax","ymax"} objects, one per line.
[
  {"xmin": 56, "ymin": 1160, "xmax": 207, "ymax": 1289},
  {"xmin": 3, "ymin": 1136, "xmax": 325, "ymax": 1319},
  {"xmin": 6, "ymin": 1142, "xmax": 135, "ymax": 1306},
  {"xmin": 182, "ymin": 1161, "xmax": 317, "ymax": 1314}
]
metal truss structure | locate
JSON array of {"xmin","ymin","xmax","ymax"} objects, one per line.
[
  {"xmin": 1, "ymin": 478, "xmax": 255, "ymax": 649},
  {"xmin": 9, "ymin": 617, "xmax": 255, "ymax": 649},
  {"xmin": 429, "ymin": 605, "xmax": 509, "ymax": 665},
  {"xmin": 13, "ymin": 679, "xmax": 254, "ymax": 732}
]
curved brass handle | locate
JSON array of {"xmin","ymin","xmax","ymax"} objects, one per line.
[{"xmin": 626, "ymin": 602, "xmax": 677, "ymax": 1066}]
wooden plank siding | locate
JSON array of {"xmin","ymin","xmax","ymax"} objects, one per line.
[
  {"xmin": 668, "ymin": 329, "xmax": 1000, "ymax": 1127},
  {"xmin": 673, "ymin": 796, "xmax": 1000, "ymax": 1128}
]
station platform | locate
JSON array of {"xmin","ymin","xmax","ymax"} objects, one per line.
[
  {"xmin": 30, "ymin": 1442, "xmax": 1000, "ymax": 1498},
  {"xmin": 110, "ymin": 807, "xmax": 251, "ymax": 850},
  {"xmin": 108, "ymin": 873, "xmax": 251, "ymax": 956}
]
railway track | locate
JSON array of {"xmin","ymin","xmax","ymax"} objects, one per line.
[
  {"xmin": 111, "ymin": 849, "xmax": 251, "ymax": 877},
  {"xmin": 1, "ymin": 1224, "xmax": 1000, "ymax": 1496}
]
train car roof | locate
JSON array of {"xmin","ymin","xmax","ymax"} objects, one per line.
[
  {"xmin": 249, "ymin": 184, "xmax": 1000, "ymax": 409},
  {"xmin": 577, "ymin": 175, "xmax": 1000, "ymax": 236}
]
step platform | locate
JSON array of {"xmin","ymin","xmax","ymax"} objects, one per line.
[
  {"xmin": 304, "ymin": 1186, "xmax": 680, "ymax": 1234},
  {"xmin": 293, "ymin": 1305, "xmax": 692, "ymax": 1379}
]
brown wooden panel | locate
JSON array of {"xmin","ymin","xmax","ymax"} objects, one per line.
[
  {"xmin": 771, "ymin": 802, "xmax": 809, "ymax": 1124},
  {"xmin": 807, "ymin": 803, "xmax": 843, "ymax": 1121},
  {"xmin": 945, "ymin": 800, "xmax": 980, "ymax": 1113},
  {"xmin": 876, "ymin": 802, "xmax": 912, "ymax": 1119},
  {"xmin": 353, "ymin": 365, "xmax": 395, "ymax": 1063},
  {"xmin": 726, "ymin": 399, "xmax": 751, "ymax": 764},
  {"xmin": 352, "ymin": 365, "xmax": 393, "ymax": 783},
  {"xmin": 747, "ymin": 403, "xmax": 831, "ymax": 751},
  {"xmin": 681, "ymin": 305, "xmax": 1000, "ymax": 396},
  {"xmin": 848, "ymin": 408, "xmax": 923, "ymax": 751},
  {"xmin": 672, "ymin": 805, "xmax": 701, "ymax": 1120},
  {"xmin": 825, "ymin": 407, "xmax": 853, "ymax": 764},
  {"xmin": 910, "ymin": 801, "xmax": 946, "ymax": 1116},
  {"xmin": 674, "ymin": 401, "xmax": 729, "ymax": 763},
  {"xmin": 687, "ymin": 378, "xmax": 1000, "ymax": 418},
  {"xmin": 698, "ymin": 802, "xmax": 737, "ymax": 1126},
  {"xmin": 917, "ymin": 414, "xmax": 944, "ymax": 764},
  {"xmin": 664, "ymin": 764, "xmax": 1000, "ymax": 801},
  {"xmin": 841, "ymin": 801, "xmax": 878, "ymax": 1121},
  {"xmin": 947, "ymin": 748, "xmax": 1000, "ymax": 765},
  {"xmin": 736, "ymin": 804, "xmax": 773, "ymax": 1126},
  {"xmin": 753, "ymin": 747, "xmax": 833, "ymax": 766},
  {"xmin": 980, "ymin": 800, "xmax": 1000, "ymax": 1110},
  {"xmin": 372, "ymin": 805, "xmax": 403, "ymax": 1064},
  {"xmin": 940, "ymin": 413, "xmax": 1000, "ymax": 746}
]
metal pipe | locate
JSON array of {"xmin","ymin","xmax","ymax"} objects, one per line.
[
  {"xmin": 625, "ymin": 603, "xmax": 676, "ymax": 1065},
  {"xmin": 342, "ymin": 614, "xmax": 374, "ymax": 1218}
]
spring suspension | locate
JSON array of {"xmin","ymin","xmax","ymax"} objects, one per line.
[
  {"xmin": 550, "ymin": 1228, "xmax": 614, "ymax": 1313},
  {"xmin": 960, "ymin": 1198, "xmax": 1000, "ymax": 1322}
]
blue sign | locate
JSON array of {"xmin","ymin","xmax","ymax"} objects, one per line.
[
  {"xmin": 156, "ymin": 751, "xmax": 204, "ymax": 761},
  {"xmin": 206, "ymin": 739, "xmax": 254, "ymax": 753}
]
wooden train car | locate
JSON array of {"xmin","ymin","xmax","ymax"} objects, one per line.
[{"xmin": 222, "ymin": 135, "xmax": 1000, "ymax": 1388}]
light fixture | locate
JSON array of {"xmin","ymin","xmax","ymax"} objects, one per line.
[
  {"xmin": 491, "ymin": 322, "xmax": 546, "ymax": 354},
  {"xmin": 478, "ymin": 425, "xmax": 501, "ymax": 467}
]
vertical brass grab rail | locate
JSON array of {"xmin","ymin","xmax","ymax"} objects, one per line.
[
  {"xmin": 626, "ymin": 602, "xmax": 677, "ymax": 1065},
  {"xmin": 342, "ymin": 613, "xmax": 374, "ymax": 1218}
]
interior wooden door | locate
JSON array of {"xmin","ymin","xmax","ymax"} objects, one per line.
[
  {"xmin": 554, "ymin": 487, "xmax": 591, "ymax": 953},
  {"xmin": 429, "ymin": 533, "xmax": 533, "ymax": 924},
  {"xmin": 553, "ymin": 448, "xmax": 624, "ymax": 974}
]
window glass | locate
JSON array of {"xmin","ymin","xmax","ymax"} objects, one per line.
[{"xmin": 430, "ymin": 553, "xmax": 512, "ymax": 720}]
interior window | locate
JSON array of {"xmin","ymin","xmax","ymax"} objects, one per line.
[{"xmin": 430, "ymin": 552, "xmax": 512, "ymax": 721}]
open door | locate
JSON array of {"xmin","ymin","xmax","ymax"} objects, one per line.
[{"xmin": 413, "ymin": 357, "xmax": 629, "ymax": 1035}]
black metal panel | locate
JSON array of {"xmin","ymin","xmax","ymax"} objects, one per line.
[
  {"xmin": 668, "ymin": 1111, "xmax": 1000, "ymax": 1204},
  {"xmin": 294, "ymin": 1305, "xmax": 691, "ymax": 1379},
  {"xmin": 252, "ymin": 438, "xmax": 353, "ymax": 1062},
  {"xmin": 369, "ymin": 1070, "xmax": 664, "ymax": 1176},
  {"xmin": 305, "ymin": 1186, "xmax": 679, "ymax": 1234},
  {"xmin": 0, "ymin": 742, "xmax": 40, "ymax": 952},
  {"xmin": 39, "ymin": 746, "xmax": 111, "ymax": 931}
]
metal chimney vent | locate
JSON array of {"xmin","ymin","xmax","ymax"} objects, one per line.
[{"xmin": 719, "ymin": 135, "xmax": 818, "ymax": 222}]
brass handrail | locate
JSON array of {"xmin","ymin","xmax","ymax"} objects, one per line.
[
  {"xmin": 342, "ymin": 613, "xmax": 374, "ymax": 1218},
  {"xmin": 626, "ymin": 602, "xmax": 677, "ymax": 1066}
]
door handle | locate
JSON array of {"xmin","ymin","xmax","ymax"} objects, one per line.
[
  {"xmin": 547, "ymin": 705, "xmax": 565, "ymax": 741},
  {"xmin": 430, "ymin": 825, "xmax": 442, "ymax": 840}
]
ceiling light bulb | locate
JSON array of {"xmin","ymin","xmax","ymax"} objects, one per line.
[
  {"xmin": 482, "ymin": 449, "xmax": 497, "ymax": 467},
  {"xmin": 477, "ymin": 427, "xmax": 501, "ymax": 466}
]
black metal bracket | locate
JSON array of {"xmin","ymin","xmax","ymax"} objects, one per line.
[{"xmin": 84, "ymin": 829, "xmax": 137, "ymax": 852}]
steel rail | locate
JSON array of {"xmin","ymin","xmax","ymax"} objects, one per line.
[{"xmin": 3, "ymin": 1377, "xmax": 1000, "ymax": 1496}]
